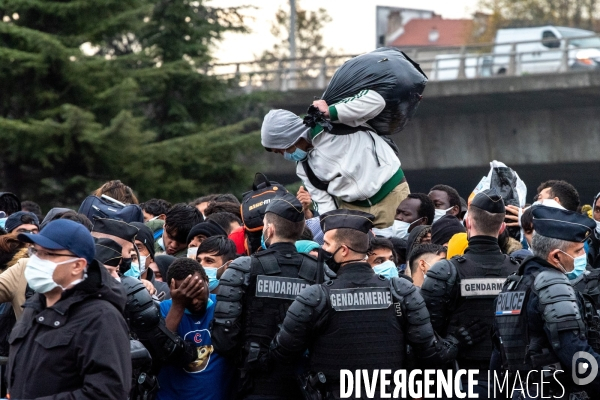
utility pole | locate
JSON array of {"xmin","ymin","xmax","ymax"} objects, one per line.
[{"xmin": 289, "ymin": 0, "xmax": 297, "ymax": 89}]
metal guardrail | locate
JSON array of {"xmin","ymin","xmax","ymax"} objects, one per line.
[{"xmin": 211, "ymin": 34, "xmax": 600, "ymax": 92}]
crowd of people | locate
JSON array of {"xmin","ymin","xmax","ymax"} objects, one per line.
[
  {"xmin": 0, "ymin": 170, "xmax": 599, "ymax": 399},
  {"xmin": 0, "ymin": 73, "xmax": 599, "ymax": 399}
]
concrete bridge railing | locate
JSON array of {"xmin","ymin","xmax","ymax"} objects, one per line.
[{"xmin": 210, "ymin": 34, "xmax": 600, "ymax": 92}]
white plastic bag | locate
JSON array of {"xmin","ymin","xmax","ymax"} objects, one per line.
[{"xmin": 468, "ymin": 160, "xmax": 527, "ymax": 207}]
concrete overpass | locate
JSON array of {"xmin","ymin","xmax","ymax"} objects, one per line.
[{"xmin": 261, "ymin": 70, "xmax": 600, "ymax": 203}]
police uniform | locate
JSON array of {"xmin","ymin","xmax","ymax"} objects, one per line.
[
  {"xmin": 420, "ymin": 189, "xmax": 519, "ymax": 396},
  {"xmin": 270, "ymin": 210, "xmax": 457, "ymax": 399},
  {"xmin": 212, "ymin": 193, "xmax": 324, "ymax": 399},
  {"xmin": 492, "ymin": 206, "xmax": 600, "ymax": 399}
]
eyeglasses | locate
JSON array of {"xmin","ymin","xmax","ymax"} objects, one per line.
[
  {"xmin": 28, "ymin": 247, "xmax": 77, "ymax": 259},
  {"xmin": 15, "ymin": 229, "xmax": 39, "ymax": 234}
]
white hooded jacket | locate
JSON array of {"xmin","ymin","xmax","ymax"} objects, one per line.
[{"xmin": 296, "ymin": 90, "xmax": 401, "ymax": 213}]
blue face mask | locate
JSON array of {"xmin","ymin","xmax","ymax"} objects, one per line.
[
  {"xmin": 373, "ymin": 260, "xmax": 399, "ymax": 280},
  {"xmin": 560, "ymin": 250, "xmax": 587, "ymax": 280},
  {"xmin": 124, "ymin": 262, "xmax": 141, "ymax": 279},
  {"xmin": 203, "ymin": 264, "xmax": 227, "ymax": 291},
  {"xmin": 260, "ymin": 233, "xmax": 267, "ymax": 250},
  {"xmin": 283, "ymin": 148, "xmax": 308, "ymax": 162},
  {"xmin": 261, "ymin": 225, "xmax": 271, "ymax": 250}
]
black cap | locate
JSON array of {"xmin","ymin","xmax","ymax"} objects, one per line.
[
  {"xmin": 265, "ymin": 193, "xmax": 305, "ymax": 222},
  {"xmin": 319, "ymin": 210, "xmax": 375, "ymax": 233},
  {"xmin": 130, "ymin": 222, "xmax": 155, "ymax": 260},
  {"xmin": 431, "ymin": 214, "xmax": 466, "ymax": 245},
  {"xmin": 92, "ymin": 218, "xmax": 138, "ymax": 243},
  {"xmin": 95, "ymin": 238, "xmax": 123, "ymax": 267},
  {"xmin": 532, "ymin": 205, "xmax": 595, "ymax": 242},
  {"xmin": 470, "ymin": 188, "xmax": 505, "ymax": 214},
  {"xmin": 186, "ymin": 220, "xmax": 228, "ymax": 244}
]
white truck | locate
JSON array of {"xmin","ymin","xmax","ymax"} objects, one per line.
[{"xmin": 431, "ymin": 25, "xmax": 600, "ymax": 80}]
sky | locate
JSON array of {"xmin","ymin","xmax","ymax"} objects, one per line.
[{"xmin": 213, "ymin": 0, "xmax": 480, "ymax": 64}]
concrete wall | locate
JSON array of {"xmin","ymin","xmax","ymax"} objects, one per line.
[{"xmin": 398, "ymin": 105, "xmax": 600, "ymax": 170}]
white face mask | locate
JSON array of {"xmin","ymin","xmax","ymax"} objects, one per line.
[
  {"xmin": 372, "ymin": 220, "xmax": 413, "ymax": 240},
  {"xmin": 139, "ymin": 255, "xmax": 147, "ymax": 275},
  {"xmin": 595, "ymin": 220, "xmax": 600, "ymax": 236},
  {"xmin": 392, "ymin": 218, "xmax": 423, "ymax": 239},
  {"xmin": 187, "ymin": 247, "xmax": 198, "ymax": 259},
  {"xmin": 433, "ymin": 207, "xmax": 454, "ymax": 223},
  {"xmin": 391, "ymin": 220, "xmax": 411, "ymax": 239},
  {"xmin": 25, "ymin": 254, "xmax": 79, "ymax": 293}
]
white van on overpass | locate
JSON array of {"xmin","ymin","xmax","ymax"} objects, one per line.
[{"xmin": 431, "ymin": 25, "xmax": 600, "ymax": 80}]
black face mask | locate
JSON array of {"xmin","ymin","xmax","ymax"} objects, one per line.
[
  {"xmin": 321, "ymin": 245, "xmax": 368, "ymax": 273},
  {"xmin": 120, "ymin": 258, "xmax": 132, "ymax": 275},
  {"xmin": 321, "ymin": 247, "xmax": 342, "ymax": 273}
]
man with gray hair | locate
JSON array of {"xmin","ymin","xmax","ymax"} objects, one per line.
[
  {"xmin": 260, "ymin": 103, "xmax": 408, "ymax": 228},
  {"xmin": 492, "ymin": 205, "xmax": 600, "ymax": 398}
]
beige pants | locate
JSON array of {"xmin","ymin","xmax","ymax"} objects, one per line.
[{"xmin": 340, "ymin": 181, "xmax": 410, "ymax": 228}]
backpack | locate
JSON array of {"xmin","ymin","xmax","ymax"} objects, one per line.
[
  {"xmin": 78, "ymin": 195, "xmax": 144, "ymax": 223},
  {"xmin": 240, "ymin": 173, "xmax": 288, "ymax": 234}
]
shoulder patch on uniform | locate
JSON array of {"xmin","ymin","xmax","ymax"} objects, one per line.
[
  {"xmin": 534, "ymin": 270, "xmax": 569, "ymax": 291},
  {"xmin": 496, "ymin": 291, "xmax": 527, "ymax": 316},
  {"xmin": 229, "ymin": 256, "xmax": 251, "ymax": 273},
  {"xmin": 329, "ymin": 287, "xmax": 392, "ymax": 311},
  {"xmin": 255, "ymin": 275, "xmax": 311, "ymax": 300},
  {"xmin": 461, "ymin": 277, "xmax": 507, "ymax": 297},
  {"xmin": 426, "ymin": 259, "xmax": 456, "ymax": 281}
]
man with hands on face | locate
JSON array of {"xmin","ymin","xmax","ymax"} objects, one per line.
[{"xmin": 157, "ymin": 258, "xmax": 235, "ymax": 400}]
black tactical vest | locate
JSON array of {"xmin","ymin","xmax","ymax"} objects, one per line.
[
  {"xmin": 309, "ymin": 267, "xmax": 405, "ymax": 385},
  {"xmin": 446, "ymin": 254, "xmax": 519, "ymax": 364},
  {"xmin": 244, "ymin": 248, "xmax": 319, "ymax": 350},
  {"xmin": 494, "ymin": 271, "xmax": 537, "ymax": 373},
  {"xmin": 242, "ymin": 247, "xmax": 319, "ymax": 397}
]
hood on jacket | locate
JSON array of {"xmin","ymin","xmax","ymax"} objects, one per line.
[
  {"xmin": 5, "ymin": 247, "xmax": 28, "ymax": 271},
  {"xmin": 39, "ymin": 207, "xmax": 71, "ymax": 230},
  {"xmin": 145, "ymin": 219, "xmax": 164, "ymax": 234},
  {"xmin": 0, "ymin": 233, "xmax": 28, "ymax": 271}
]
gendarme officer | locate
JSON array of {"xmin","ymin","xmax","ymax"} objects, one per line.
[
  {"xmin": 269, "ymin": 209, "xmax": 457, "ymax": 399},
  {"xmin": 420, "ymin": 188, "xmax": 519, "ymax": 396},
  {"xmin": 212, "ymin": 193, "xmax": 322, "ymax": 399},
  {"xmin": 492, "ymin": 205, "xmax": 600, "ymax": 399}
]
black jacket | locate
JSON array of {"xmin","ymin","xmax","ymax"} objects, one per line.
[{"xmin": 7, "ymin": 260, "xmax": 132, "ymax": 399}]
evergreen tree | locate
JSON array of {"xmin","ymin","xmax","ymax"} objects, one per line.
[
  {"xmin": 0, "ymin": 0, "xmax": 148, "ymax": 206},
  {"xmin": 132, "ymin": 0, "xmax": 248, "ymax": 141},
  {"xmin": 0, "ymin": 1, "xmax": 266, "ymax": 207}
]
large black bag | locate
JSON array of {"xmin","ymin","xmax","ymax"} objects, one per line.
[
  {"xmin": 320, "ymin": 47, "xmax": 428, "ymax": 136},
  {"xmin": 78, "ymin": 195, "xmax": 144, "ymax": 223}
]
